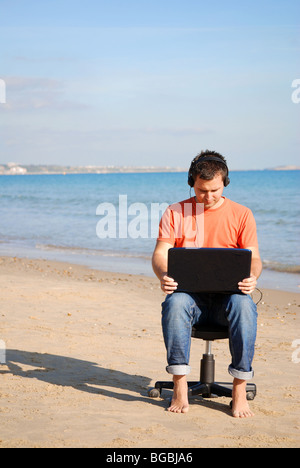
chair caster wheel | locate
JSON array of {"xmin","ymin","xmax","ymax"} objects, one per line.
[
  {"xmin": 148, "ymin": 387, "xmax": 161, "ymax": 398},
  {"xmin": 246, "ymin": 391, "xmax": 255, "ymax": 401}
]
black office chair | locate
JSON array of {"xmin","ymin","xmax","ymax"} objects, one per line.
[{"xmin": 148, "ymin": 324, "xmax": 256, "ymax": 403}]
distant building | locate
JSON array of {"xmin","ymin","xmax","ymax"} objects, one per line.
[
  {"xmin": 8, "ymin": 166, "xmax": 27, "ymax": 175},
  {"xmin": 0, "ymin": 164, "xmax": 28, "ymax": 175}
]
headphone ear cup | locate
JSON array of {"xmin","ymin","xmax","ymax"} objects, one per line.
[
  {"xmin": 188, "ymin": 173, "xmax": 194, "ymax": 187},
  {"xmin": 224, "ymin": 176, "xmax": 230, "ymax": 187}
]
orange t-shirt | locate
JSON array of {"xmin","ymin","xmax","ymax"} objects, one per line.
[{"xmin": 158, "ymin": 197, "xmax": 258, "ymax": 249}]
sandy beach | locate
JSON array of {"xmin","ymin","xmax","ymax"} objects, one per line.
[{"xmin": 0, "ymin": 255, "xmax": 299, "ymax": 448}]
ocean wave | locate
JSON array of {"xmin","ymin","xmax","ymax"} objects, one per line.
[
  {"xmin": 262, "ymin": 260, "xmax": 300, "ymax": 274},
  {"xmin": 35, "ymin": 244, "xmax": 300, "ymax": 274},
  {"xmin": 35, "ymin": 243, "xmax": 152, "ymax": 261}
]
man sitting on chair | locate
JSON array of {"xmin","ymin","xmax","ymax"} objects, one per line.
[{"xmin": 152, "ymin": 150, "xmax": 262, "ymax": 418}]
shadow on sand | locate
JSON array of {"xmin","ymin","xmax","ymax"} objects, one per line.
[
  {"xmin": 1, "ymin": 349, "xmax": 231, "ymax": 415},
  {"xmin": 1, "ymin": 349, "xmax": 162, "ymax": 405}
]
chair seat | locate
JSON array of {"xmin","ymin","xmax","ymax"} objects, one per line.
[{"xmin": 192, "ymin": 325, "xmax": 229, "ymax": 341}]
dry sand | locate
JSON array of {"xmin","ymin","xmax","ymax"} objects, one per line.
[{"xmin": 0, "ymin": 256, "xmax": 299, "ymax": 448}]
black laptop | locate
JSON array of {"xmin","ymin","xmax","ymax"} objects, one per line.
[{"xmin": 168, "ymin": 248, "xmax": 252, "ymax": 294}]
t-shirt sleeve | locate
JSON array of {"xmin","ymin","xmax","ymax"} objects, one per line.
[
  {"xmin": 157, "ymin": 205, "xmax": 175, "ymax": 246},
  {"xmin": 238, "ymin": 209, "xmax": 259, "ymax": 249}
]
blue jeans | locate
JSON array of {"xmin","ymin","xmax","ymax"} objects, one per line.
[{"xmin": 161, "ymin": 292, "xmax": 257, "ymax": 380}]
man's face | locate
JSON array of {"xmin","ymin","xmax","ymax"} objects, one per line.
[{"xmin": 193, "ymin": 173, "xmax": 224, "ymax": 210}]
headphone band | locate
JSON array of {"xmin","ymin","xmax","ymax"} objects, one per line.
[{"xmin": 188, "ymin": 155, "xmax": 230, "ymax": 187}]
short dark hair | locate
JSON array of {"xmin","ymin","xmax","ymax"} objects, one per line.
[{"xmin": 189, "ymin": 150, "xmax": 228, "ymax": 183}]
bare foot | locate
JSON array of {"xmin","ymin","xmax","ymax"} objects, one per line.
[
  {"xmin": 168, "ymin": 375, "xmax": 189, "ymax": 413},
  {"xmin": 231, "ymin": 378, "xmax": 254, "ymax": 418}
]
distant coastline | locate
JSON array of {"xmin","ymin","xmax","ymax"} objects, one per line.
[
  {"xmin": 265, "ymin": 165, "xmax": 300, "ymax": 171},
  {"xmin": 0, "ymin": 163, "xmax": 299, "ymax": 175},
  {"xmin": 0, "ymin": 163, "xmax": 186, "ymax": 175}
]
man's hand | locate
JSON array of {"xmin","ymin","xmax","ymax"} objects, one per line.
[
  {"xmin": 240, "ymin": 247, "xmax": 262, "ymax": 295},
  {"xmin": 238, "ymin": 275, "xmax": 257, "ymax": 295},
  {"xmin": 160, "ymin": 274, "xmax": 178, "ymax": 294}
]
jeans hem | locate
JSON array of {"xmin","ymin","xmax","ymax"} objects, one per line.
[
  {"xmin": 166, "ymin": 365, "xmax": 191, "ymax": 375},
  {"xmin": 228, "ymin": 365, "xmax": 254, "ymax": 380}
]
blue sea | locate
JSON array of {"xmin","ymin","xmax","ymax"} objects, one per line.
[{"xmin": 0, "ymin": 171, "xmax": 299, "ymax": 292}]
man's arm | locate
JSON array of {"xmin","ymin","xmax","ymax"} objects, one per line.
[
  {"xmin": 238, "ymin": 246, "xmax": 263, "ymax": 295},
  {"xmin": 152, "ymin": 240, "xmax": 178, "ymax": 294}
]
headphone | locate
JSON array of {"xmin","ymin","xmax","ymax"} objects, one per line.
[{"xmin": 188, "ymin": 155, "xmax": 230, "ymax": 188}]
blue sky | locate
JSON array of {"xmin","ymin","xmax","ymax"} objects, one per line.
[{"xmin": 0, "ymin": 0, "xmax": 299, "ymax": 170}]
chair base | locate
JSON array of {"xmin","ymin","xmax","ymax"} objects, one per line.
[
  {"xmin": 149, "ymin": 380, "xmax": 256, "ymax": 400},
  {"xmin": 148, "ymin": 351, "xmax": 257, "ymax": 401}
]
